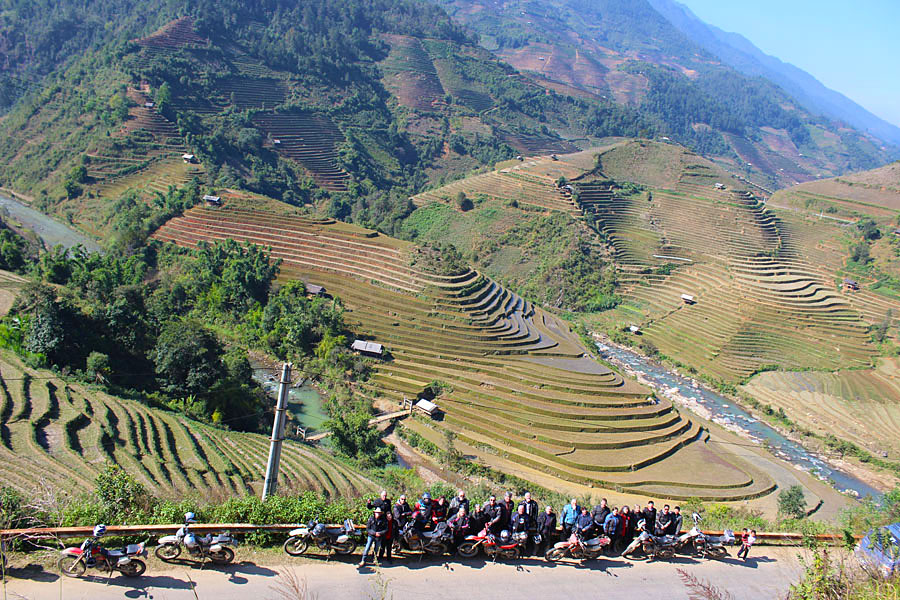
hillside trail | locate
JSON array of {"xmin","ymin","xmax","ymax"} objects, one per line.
[{"xmin": 2, "ymin": 547, "xmax": 806, "ymax": 599}]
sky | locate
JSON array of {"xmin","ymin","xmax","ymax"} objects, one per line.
[{"xmin": 675, "ymin": 0, "xmax": 900, "ymax": 129}]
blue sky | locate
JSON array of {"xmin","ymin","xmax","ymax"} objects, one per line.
[{"xmin": 676, "ymin": 0, "xmax": 900, "ymax": 129}]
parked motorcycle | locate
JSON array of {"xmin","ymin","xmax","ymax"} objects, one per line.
[
  {"xmin": 458, "ymin": 529, "xmax": 527, "ymax": 560},
  {"xmin": 393, "ymin": 520, "xmax": 452, "ymax": 556},
  {"xmin": 622, "ymin": 519, "xmax": 677, "ymax": 561},
  {"xmin": 544, "ymin": 531, "xmax": 611, "ymax": 562},
  {"xmin": 283, "ymin": 518, "xmax": 358, "ymax": 556},
  {"xmin": 58, "ymin": 525, "xmax": 147, "ymax": 578},
  {"xmin": 676, "ymin": 513, "xmax": 733, "ymax": 559},
  {"xmin": 155, "ymin": 513, "xmax": 236, "ymax": 564}
]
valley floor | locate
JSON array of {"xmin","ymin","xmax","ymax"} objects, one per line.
[{"xmin": 2, "ymin": 546, "xmax": 806, "ymax": 600}]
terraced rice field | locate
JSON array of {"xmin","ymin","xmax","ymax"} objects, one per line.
[
  {"xmin": 252, "ymin": 112, "xmax": 350, "ymax": 192},
  {"xmin": 135, "ymin": 17, "xmax": 207, "ymax": 49},
  {"xmin": 153, "ymin": 205, "xmax": 775, "ymax": 500},
  {"xmin": 741, "ymin": 359, "xmax": 900, "ymax": 458},
  {"xmin": 413, "ymin": 157, "xmax": 582, "ymax": 215},
  {"xmin": 588, "ymin": 176, "xmax": 877, "ymax": 381},
  {"xmin": 380, "ymin": 35, "xmax": 446, "ymax": 111},
  {"xmin": 0, "ymin": 351, "xmax": 374, "ymax": 497}
]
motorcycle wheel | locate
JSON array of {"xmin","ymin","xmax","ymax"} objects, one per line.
[
  {"xmin": 706, "ymin": 546, "xmax": 728, "ymax": 560},
  {"xmin": 283, "ymin": 536, "xmax": 309, "ymax": 557},
  {"xmin": 155, "ymin": 543, "xmax": 182, "ymax": 562},
  {"xmin": 456, "ymin": 541, "xmax": 480, "ymax": 558},
  {"xmin": 544, "ymin": 547, "xmax": 567, "ymax": 562},
  {"xmin": 119, "ymin": 559, "xmax": 146, "ymax": 577},
  {"xmin": 58, "ymin": 556, "xmax": 86, "ymax": 578},
  {"xmin": 208, "ymin": 547, "xmax": 235, "ymax": 565},
  {"xmin": 501, "ymin": 547, "xmax": 521, "ymax": 561},
  {"xmin": 332, "ymin": 540, "xmax": 357, "ymax": 555}
]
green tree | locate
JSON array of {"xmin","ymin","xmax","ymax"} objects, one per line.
[
  {"xmin": 326, "ymin": 408, "xmax": 394, "ymax": 468},
  {"xmin": 152, "ymin": 319, "xmax": 225, "ymax": 398},
  {"xmin": 778, "ymin": 485, "xmax": 807, "ymax": 519},
  {"xmin": 95, "ymin": 463, "xmax": 148, "ymax": 519}
]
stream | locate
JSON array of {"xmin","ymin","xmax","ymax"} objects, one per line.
[
  {"xmin": 594, "ymin": 340, "xmax": 882, "ymax": 500},
  {"xmin": 0, "ymin": 193, "xmax": 102, "ymax": 253}
]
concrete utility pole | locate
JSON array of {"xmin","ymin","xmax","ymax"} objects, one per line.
[{"xmin": 262, "ymin": 362, "xmax": 292, "ymax": 500}]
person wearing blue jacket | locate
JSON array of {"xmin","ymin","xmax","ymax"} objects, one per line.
[
  {"xmin": 561, "ymin": 498, "xmax": 580, "ymax": 538},
  {"xmin": 575, "ymin": 507, "xmax": 595, "ymax": 538},
  {"xmin": 603, "ymin": 507, "xmax": 621, "ymax": 553}
]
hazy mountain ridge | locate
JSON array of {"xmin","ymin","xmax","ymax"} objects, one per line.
[{"xmin": 647, "ymin": 0, "xmax": 900, "ymax": 147}]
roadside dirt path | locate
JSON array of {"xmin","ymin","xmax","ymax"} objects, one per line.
[{"xmin": 2, "ymin": 547, "xmax": 806, "ymax": 600}]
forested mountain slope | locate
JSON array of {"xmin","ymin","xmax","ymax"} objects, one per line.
[
  {"xmin": 0, "ymin": 0, "xmax": 657, "ymax": 240},
  {"xmin": 648, "ymin": 0, "xmax": 900, "ymax": 148},
  {"xmin": 432, "ymin": 0, "xmax": 897, "ymax": 188}
]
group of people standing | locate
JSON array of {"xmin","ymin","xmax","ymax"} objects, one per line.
[
  {"xmin": 560, "ymin": 498, "xmax": 685, "ymax": 552},
  {"xmin": 358, "ymin": 490, "xmax": 728, "ymax": 567}
]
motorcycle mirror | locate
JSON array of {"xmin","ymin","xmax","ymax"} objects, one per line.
[{"xmin": 692, "ymin": 512, "xmax": 701, "ymax": 524}]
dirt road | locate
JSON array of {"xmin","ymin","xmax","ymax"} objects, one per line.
[{"xmin": 2, "ymin": 547, "xmax": 805, "ymax": 600}]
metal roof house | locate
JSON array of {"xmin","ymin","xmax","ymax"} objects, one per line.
[
  {"xmin": 182, "ymin": 153, "xmax": 196, "ymax": 163},
  {"xmin": 305, "ymin": 283, "xmax": 326, "ymax": 296},
  {"xmin": 681, "ymin": 294, "xmax": 696, "ymax": 304},
  {"xmin": 203, "ymin": 194, "xmax": 222, "ymax": 206},
  {"xmin": 414, "ymin": 398, "xmax": 438, "ymax": 417},
  {"xmin": 843, "ymin": 278, "xmax": 860, "ymax": 291},
  {"xmin": 351, "ymin": 340, "xmax": 384, "ymax": 357}
]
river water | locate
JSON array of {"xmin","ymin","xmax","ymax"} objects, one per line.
[
  {"xmin": 594, "ymin": 341, "xmax": 882, "ymax": 500},
  {"xmin": 251, "ymin": 366, "xmax": 330, "ymax": 435},
  {"xmin": 0, "ymin": 193, "xmax": 102, "ymax": 252}
]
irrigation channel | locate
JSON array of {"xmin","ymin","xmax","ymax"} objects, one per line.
[
  {"xmin": 0, "ymin": 192, "xmax": 102, "ymax": 252},
  {"xmin": 594, "ymin": 340, "xmax": 882, "ymax": 500}
]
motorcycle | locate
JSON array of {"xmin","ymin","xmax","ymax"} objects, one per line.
[
  {"xmin": 393, "ymin": 520, "xmax": 452, "ymax": 556},
  {"xmin": 58, "ymin": 531, "xmax": 147, "ymax": 578},
  {"xmin": 693, "ymin": 529, "xmax": 734, "ymax": 559},
  {"xmin": 622, "ymin": 519, "xmax": 678, "ymax": 561},
  {"xmin": 676, "ymin": 513, "xmax": 733, "ymax": 559},
  {"xmin": 458, "ymin": 529, "xmax": 526, "ymax": 560},
  {"xmin": 155, "ymin": 513, "xmax": 236, "ymax": 564},
  {"xmin": 544, "ymin": 531, "xmax": 611, "ymax": 562},
  {"xmin": 283, "ymin": 518, "xmax": 358, "ymax": 556}
]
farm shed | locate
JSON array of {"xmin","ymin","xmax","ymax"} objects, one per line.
[
  {"xmin": 203, "ymin": 195, "xmax": 222, "ymax": 206},
  {"xmin": 628, "ymin": 325, "xmax": 640, "ymax": 334},
  {"xmin": 144, "ymin": 102, "xmax": 155, "ymax": 108},
  {"xmin": 414, "ymin": 399, "xmax": 439, "ymax": 417},
  {"xmin": 681, "ymin": 294, "xmax": 696, "ymax": 304},
  {"xmin": 182, "ymin": 153, "xmax": 196, "ymax": 163},
  {"xmin": 305, "ymin": 283, "xmax": 326, "ymax": 296},
  {"xmin": 843, "ymin": 278, "xmax": 860, "ymax": 291},
  {"xmin": 351, "ymin": 339, "xmax": 384, "ymax": 357}
]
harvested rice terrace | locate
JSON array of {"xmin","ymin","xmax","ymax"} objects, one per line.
[
  {"xmin": 591, "ymin": 179, "xmax": 877, "ymax": 380},
  {"xmin": 413, "ymin": 160, "xmax": 580, "ymax": 215},
  {"xmin": 152, "ymin": 208, "xmax": 774, "ymax": 499},
  {"xmin": 379, "ymin": 34, "xmax": 446, "ymax": 111},
  {"xmin": 0, "ymin": 353, "xmax": 373, "ymax": 497},
  {"xmin": 252, "ymin": 113, "xmax": 350, "ymax": 191}
]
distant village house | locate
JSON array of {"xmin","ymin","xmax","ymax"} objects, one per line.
[
  {"xmin": 843, "ymin": 278, "xmax": 860, "ymax": 291},
  {"xmin": 305, "ymin": 283, "xmax": 326, "ymax": 296},
  {"xmin": 182, "ymin": 153, "xmax": 196, "ymax": 163},
  {"xmin": 351, "ymin": 339, "xmax": 384, "ymax": 357},
  {"xmin": 203, "ymin": 194, "xmax": 221, "ymax": 206}
]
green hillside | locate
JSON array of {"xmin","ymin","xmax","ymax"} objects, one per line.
[
  {"xmin": 432, "ymin": 0, "xmax": 897, "ymax": 188},
  {"xmin": 0, "ymin": 350, "xmax": 375, "ymax": 497}
]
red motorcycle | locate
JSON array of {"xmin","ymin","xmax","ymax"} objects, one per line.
[
  {"xmin": 457, "ymin": 529, "xmax": 526, "ymax": 560},
  {"xmin": 58, "ymin": 525, "xmax": 147, "ymax": 578}
]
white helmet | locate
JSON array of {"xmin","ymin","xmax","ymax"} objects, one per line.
[
  {"xmin": 636, "ymin": 519, "xmax": 646, "ymax": 531},
  {"xmin": 93, "ymin": 524, "xmax": 107, "ymax": 537},
  {"xmin": 185, "ymin": 512, "xmax": 197, "ymax": 523}
]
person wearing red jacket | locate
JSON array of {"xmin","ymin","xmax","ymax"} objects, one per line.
[{"xmin": 377, "ymin": 510, "xmax": 396, "ymax": 564}]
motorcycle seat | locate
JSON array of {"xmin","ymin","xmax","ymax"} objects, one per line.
[{"xmin": 107, "ymin": 549, "xmax": 125, "ymax": 557}]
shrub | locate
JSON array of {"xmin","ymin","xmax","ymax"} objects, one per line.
[{"xmin": 779, "ymin": 485, "xmax": 808, "ymax": 520}]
